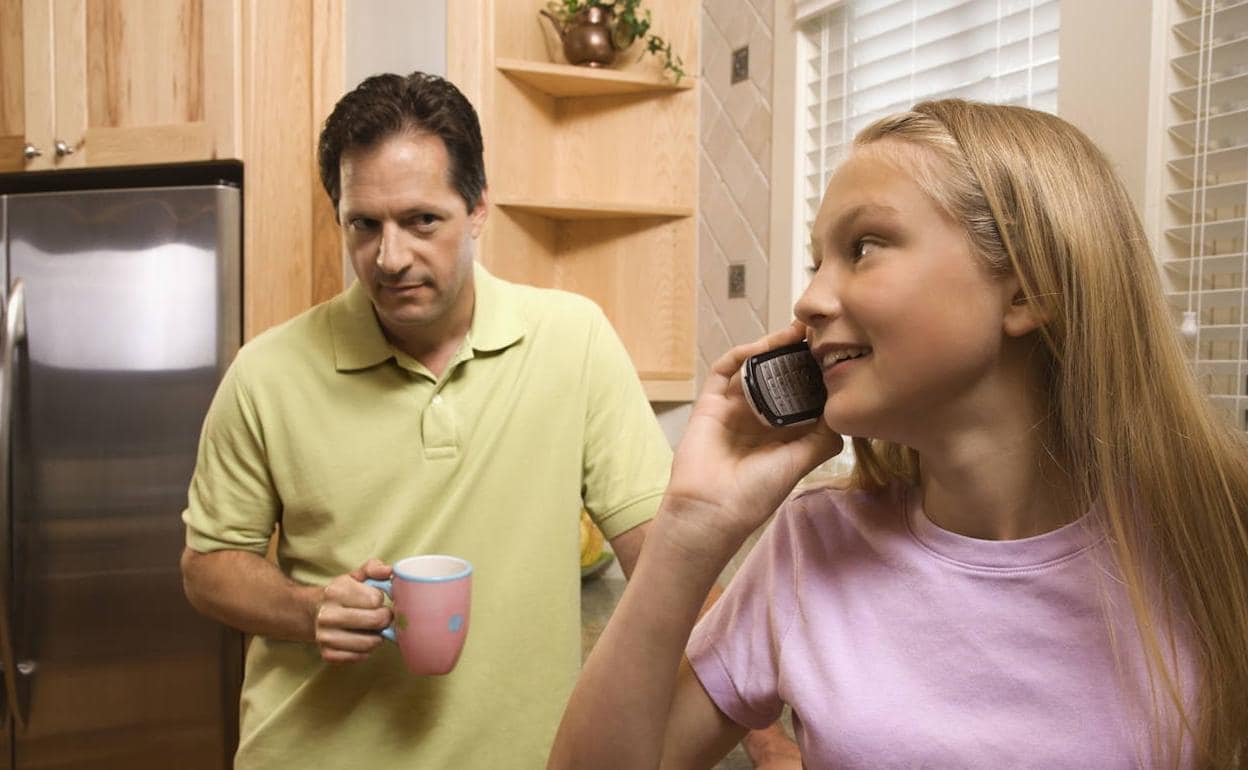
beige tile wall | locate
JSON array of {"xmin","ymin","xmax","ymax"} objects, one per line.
[
  {"xmin": 685, "ymin": 0, "xmax": 780, "ymax": 582},
  {"xmin": 697, "ymin": 0, "xmax": 775, "ymax": 383}
]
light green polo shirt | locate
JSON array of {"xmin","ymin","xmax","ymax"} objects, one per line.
[{"xmin": 183, "ymin": 262, "xmax": 672, "ymax": 769}]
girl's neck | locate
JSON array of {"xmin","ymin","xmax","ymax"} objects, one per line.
[
  {"xmin": 902, "ymin": 331, "xmax": 1081, "ymax": 541},
  {"xmin": 916, "ymin": 428, "xmax": 1081, "ymax": 541}
]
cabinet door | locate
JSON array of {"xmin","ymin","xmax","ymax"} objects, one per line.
[
  {"xmin": 0, "ymin": 0, "xmax": 54, "ymax": 172},
  {"xmin": 48, "ymin": 0, "xmax": 239, "ymax": 169}
]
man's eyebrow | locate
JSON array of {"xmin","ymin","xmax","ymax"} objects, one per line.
[
  {"xmin": 396, "ymin": 204, "xmax": 450, "ymax": 218},
  {"xmin": 339, "ymin": 202, "xmax": 450, "ymax": 221}
]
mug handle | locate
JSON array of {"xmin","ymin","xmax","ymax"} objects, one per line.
[{"xmin": 364, "ymin": 578, "xmax": 398, "ymax": 642}]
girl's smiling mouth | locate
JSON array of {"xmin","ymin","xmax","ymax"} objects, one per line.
[{"xmin": 818, "ymin": 346, "xmax": 872, "ymax": 370}]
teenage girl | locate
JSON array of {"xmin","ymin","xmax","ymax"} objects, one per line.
[{"xmin": 547, "ymin": 99, "xmax": 1248, "ymax": 769}]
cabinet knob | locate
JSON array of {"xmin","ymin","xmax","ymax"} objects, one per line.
[
  {"xmin": 54, "ymin": 140, "xmax": 75, "ymax": 157},
  {"xmin": 22, "ymin": 144, "xmax": 42, "ymax": 160}
]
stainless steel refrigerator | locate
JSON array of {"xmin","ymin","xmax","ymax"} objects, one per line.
[{"xmin": 0, "ymin": 184, "xmax": 244, "ymax": 769}]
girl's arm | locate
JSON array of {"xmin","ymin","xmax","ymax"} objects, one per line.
[{"xmin": 548, "ymin": 324, "xmax": 843, "ymax": 770}]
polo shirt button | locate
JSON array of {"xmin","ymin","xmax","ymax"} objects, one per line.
[{"xmin": 432, "ymin": 394, "xmax": 443, "ymax": 405}]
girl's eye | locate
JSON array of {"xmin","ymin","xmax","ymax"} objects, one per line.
[{"xmin": 852, "ymin": 239, "xmax": 879, "ymax": 262}]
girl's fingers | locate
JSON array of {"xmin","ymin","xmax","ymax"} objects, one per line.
[{"xmin": 708, "ymin": 321, "xmax": 808, "ymax": 382}]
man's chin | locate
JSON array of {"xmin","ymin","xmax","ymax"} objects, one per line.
[
  {"xmin": 370, "ymin": 298, "xmax": 438, "ymax": 328},
  {"xmin": 381, "ymin": 309, "xmax": 438, "ymax": 329}
]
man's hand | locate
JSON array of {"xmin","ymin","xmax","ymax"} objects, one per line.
[{"xmin": 313, "ymin": 558, "xmax": 394, "ymax": 663}]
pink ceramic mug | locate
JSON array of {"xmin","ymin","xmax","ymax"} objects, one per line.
[{"xmin": 366, "ymin": 555, "xmax": 472, "ymax": 675}]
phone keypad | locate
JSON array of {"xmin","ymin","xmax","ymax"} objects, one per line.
[{"xmin": 758, "ymin": 353, "xmax": 824, "ymax": 417}]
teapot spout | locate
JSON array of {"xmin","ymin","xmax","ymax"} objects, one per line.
[{"xmin": 539, "ymin": 9, "xmax": 566, "ymax": 44}]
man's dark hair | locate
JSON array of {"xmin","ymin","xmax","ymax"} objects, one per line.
[{"xmin": 318, "ymin": 71, "xmax": 486, "ymax": 215}]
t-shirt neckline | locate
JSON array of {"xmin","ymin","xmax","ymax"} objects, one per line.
[{"xmin": 903, "ymin": 485, "xmax": 1099, "ymax": 570}]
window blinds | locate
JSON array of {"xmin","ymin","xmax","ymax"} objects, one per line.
[
  {"xmin": 1164, "ymin": 0, "xmax": 1248, "ymax": 430},
  {"xmin": 793, "ymin": 0, "xmax": 1060, "ymax": 296}
]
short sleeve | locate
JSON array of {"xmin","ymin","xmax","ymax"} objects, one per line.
[
  {"xmin": 182, "ymin": 355, "xmax": 281, "ymax": 554},
  {"xmin": 579, "ymin": 307, "xmax": 672, "ymax": 540},
  {"xmin": 686, "ymin": 503, "xmax": 801, "ymax": 730}
]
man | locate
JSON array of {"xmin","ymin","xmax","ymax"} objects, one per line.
[
  {"xmin": 179, "ymin": 72, "xmax": 670, "ymax": 768},
  {"xmin": 182, "ymin": 70, "xmax": 804, "ymax": 769}
]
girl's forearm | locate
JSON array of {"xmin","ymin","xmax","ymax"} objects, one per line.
[{"xmin": 548, "ymin": 507, "xmax": 736, "ymax": 770}]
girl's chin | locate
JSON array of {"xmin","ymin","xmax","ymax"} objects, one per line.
[
  {"xmin": 820, "ymin": 407, "xmax": 883, "ymax": 441},
  {"xmin": 820, "ymin": 404, "xmax": 859, "ymax": 435}
]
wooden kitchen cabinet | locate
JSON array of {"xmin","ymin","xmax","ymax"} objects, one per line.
[
  {"xmin": 0, "ymin": 0, "xmax": 49, "ymax": 173},
  {"xmin": 449, "ymin": 0, "xmax": 699, "ymax": 402},
  {"xmin": 1, "ymin": 0, "xmax": 345, "ymax": 339},
  {"xmin": 3, "ymin": 0, "xmax": 238, "ymax": 171}
]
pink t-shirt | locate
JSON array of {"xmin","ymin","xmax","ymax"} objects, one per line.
[{"xmin": 686, "ymin": 483, "xmax": 1196, "ymax": 769}]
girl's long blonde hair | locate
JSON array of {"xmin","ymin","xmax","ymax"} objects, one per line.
[{"xmin": 848, "ymin": 99, "xmax": 1248, "ymax": 767}]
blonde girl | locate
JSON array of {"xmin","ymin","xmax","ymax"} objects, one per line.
[{"xmin": 547, "ymin": 100, "xmax": 1248, "ymax": 769}]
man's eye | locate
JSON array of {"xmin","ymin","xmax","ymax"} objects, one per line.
[
  {"xmin": 414, "ymin": 214, "xmax": 439, "ymax": 229},
  {"xmin": 348, "ymin": 218, "xmax": 376, "ymax": 232}
]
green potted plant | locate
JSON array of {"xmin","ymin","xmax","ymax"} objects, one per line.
[{"xmin": 540, "ymin": 0, "xmax": 686, "ymax": 82}]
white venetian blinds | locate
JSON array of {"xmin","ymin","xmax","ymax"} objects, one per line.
[
  {"xmin": 792, "ymin": 0, "xmax": 1060, "ymax": 295},
  {"xmin": 1163, "ymin": 0, "xmax": 1248, "ymax": 430}
]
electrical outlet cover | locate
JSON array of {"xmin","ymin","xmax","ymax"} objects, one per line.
[
  {"xmin": 732, "ymin": 46, "xmax": 749, "ymax": 84},
  {"xmin": 728, "ymin": 264, "xmax": 746, "ymax": 298}
]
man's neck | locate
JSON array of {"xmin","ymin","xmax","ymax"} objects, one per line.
[
  {"xmin": 377, "ymin": 293, "xmax": 474, "ymax": 379},
  {"xmin": 418, "ymin": 343, "xmax": 464, "ymax": 379},
  {"xmin": 384, "ymin": 321, "xmax": 469, "ymax": 379}
]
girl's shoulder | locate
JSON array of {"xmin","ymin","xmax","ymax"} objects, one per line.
[
  {"xmin": 789, "ymin": 477, "xmax": 907, "ymax": 515},
  {"xmin": 778, "ymin": 479, "xmax": 912, "ymax": 550}
]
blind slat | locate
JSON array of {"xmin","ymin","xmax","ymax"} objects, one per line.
[{"xmin": 1150, "ymin": 1, "xmax": 1248, "ymax": 422}]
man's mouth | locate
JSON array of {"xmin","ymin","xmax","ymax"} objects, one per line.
[{"xmin": 380, "ymin": 281, "xmax": 431, "ymax": 292}]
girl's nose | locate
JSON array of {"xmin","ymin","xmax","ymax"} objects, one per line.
[{"xmin": 793, "ymin": 265, "xmax": 842, "ymax": 328}]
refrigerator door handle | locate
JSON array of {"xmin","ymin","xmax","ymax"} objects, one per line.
[{"xmin": 0, "ymin": 278, "xmax": 26, "ymax": 730}]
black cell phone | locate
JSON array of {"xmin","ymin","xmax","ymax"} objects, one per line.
[{"xmin": 739, "ymin": 341, "xmax": 827, "ymax": 427}]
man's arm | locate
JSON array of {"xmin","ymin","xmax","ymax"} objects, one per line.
[
  {"xmin": 180, "ymin": 547, "xmax": 393, "ymax": 662},
  {"xmin": 606, "ymin": 523, "xmax": 803, "ymax": 769},
  {"xmin": 606, "ymin": 520, "xmax": 649, "ymax": 579},
  {"xmin": 181, "ymin": 547, "xmax": 320, "ymax": 640}
]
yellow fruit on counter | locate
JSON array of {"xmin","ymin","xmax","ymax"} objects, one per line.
[{"xmin": 580, "ymin": 509, "xmax": 604, "ymax": 568}]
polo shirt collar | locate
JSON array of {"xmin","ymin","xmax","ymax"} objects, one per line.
[
  {"xmin": 467, "ymin": 261, "xmax": 526, "ymax": 353},
  {"xmin": 329, "ymin": 261, "xmax": 525, "ymax": 372}
]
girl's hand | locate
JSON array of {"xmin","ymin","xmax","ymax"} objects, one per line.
[{"xmin": 661, "ymin": 322, "xmax": 844, "ymax": 557}]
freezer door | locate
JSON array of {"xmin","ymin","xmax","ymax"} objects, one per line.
[
  {"xmin": 0, "ymin": 194, "xmax": 10, "ymax": 770},
  {"xmin": 5, "ymin": 187, "xmax": 242, "ymax": 770}
]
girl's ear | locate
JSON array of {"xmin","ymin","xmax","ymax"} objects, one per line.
[{"xmin": 1002, "ymin": 280, "xmax": 1047, "ymax": 337}]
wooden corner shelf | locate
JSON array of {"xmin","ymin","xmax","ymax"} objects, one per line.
[
  {"xmin": 454, "ymin": 0, "xmax": 699, "ymax": 402},
  {"xmin": 496, "ymin": 58, "xmax": 694, "ymax": 98},
  {"xmin": 643, "ymin": 378, "xmax": 696, "ymax": 402},
  {"xmin": 495, "ymin": 196, "xmax": 693, "ymax": 220}
]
